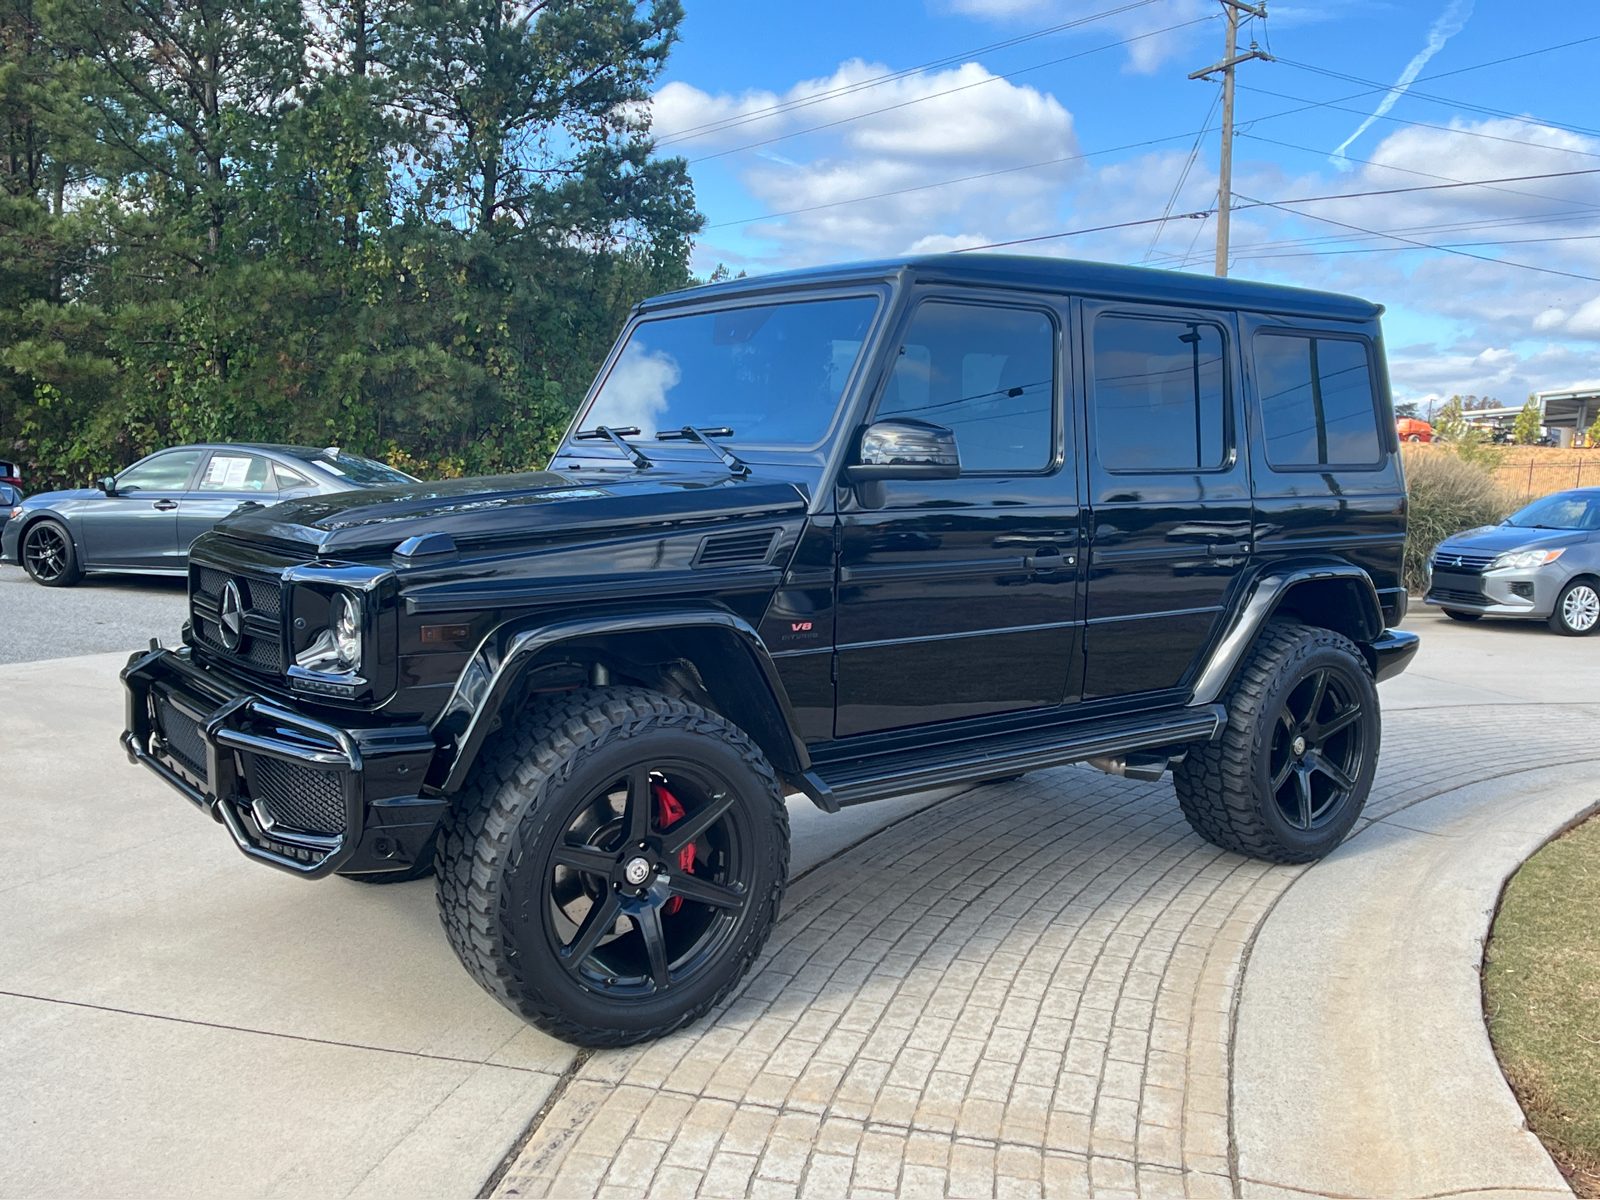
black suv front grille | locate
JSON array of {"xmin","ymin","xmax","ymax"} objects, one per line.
[
  {"xmin": 153, "ymin": 692, "xmax": 207, "ymax": 774},
  {"xmin": 191, "ymin": 563, "xmax": 287, "ymax": 676},
  {"xmin": 253, "ymin": 756, "xmax": 347, "ymax": 837}
]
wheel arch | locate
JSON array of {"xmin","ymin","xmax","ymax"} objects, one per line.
[
  {"xmin": 1190, "ymin": 563, "xmax": 1387, "ymax": 706},
  {"xmin": 432, "ymin": 607, "xmax": 810, "ymax": 795}
]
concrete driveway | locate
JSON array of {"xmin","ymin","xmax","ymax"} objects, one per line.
[{"xmin": 1, "ymin": 609, "xmax": 1597, "ymax": 1197}]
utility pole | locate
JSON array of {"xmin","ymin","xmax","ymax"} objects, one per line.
[{"xmin": 1189, "ymin": 1, "xmax": 1272, "ymax": 277}]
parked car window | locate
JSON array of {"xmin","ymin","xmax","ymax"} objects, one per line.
[
  {"xmin": 286, "ymin": 451, "xmax": 414, "ymax": 486},
  {"xmin": 1504, "ymin": 492, "xmax": 1600, "ymax": 530},
  {"xmin": 580, "ymin": 296, "xmax": 882, "ymax": 447},
  {"xmin": 198, "ymin": 453, "xmax": 275, "ymax": 492},
  {"xmin": 1255, "ymin": 333, "xmax": 1381, "ymax": 467},
  {"xmin": 272, "ymin": 463, "xmax": 314, "ymax": 490},
  {"xmin": 876, "ymin": 302, "xmax": 1055, "ymax": 472},
  {"xmin": 117, "ymin": 449, "xmax": 203, "ymax": 493},
  {"xmin": 0, "ymin": 483, "xmax": 18, "ymax": 505},
  {"xmin": 1093, "ymin": 316, "xmax": 1228, "ymax": 471}
]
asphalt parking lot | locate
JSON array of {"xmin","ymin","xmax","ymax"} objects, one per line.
[{"xmin": 0, "ymin": 564, "xmax": 187, "ymax": 665}]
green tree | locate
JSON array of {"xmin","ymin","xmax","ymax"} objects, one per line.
[
  {"xmin": 1513, "ymin": 395, "xmax": 1542, "ymax": 445},
  {"xmin": 1433, "ymin": 395, "xmax": 1468, "ymax": 442}
]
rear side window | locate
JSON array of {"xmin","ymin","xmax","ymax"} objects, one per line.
[
  {"xmin": 1255, "ymin": 333, "xmax": 1381, "ymax": 467},
  {"xmin": 198, "ymin": 453, "xmax": 275, "ymax": 492},
  {"xmin": 877, "ymin": 301, "xmax": 1056, "ymax": 472},
  {"xmin": 1092, "ymin": 315, "xmax": 1228, "ymax": 471}
]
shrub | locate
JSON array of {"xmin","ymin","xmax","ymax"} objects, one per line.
[{"xmin": 1401, "ymin": 446, "xmax": 1516, "ymax": 592}]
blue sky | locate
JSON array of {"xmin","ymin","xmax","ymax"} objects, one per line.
[{"xmin": 644, "ymin": 0, "xmax": 1600, "ymax": 407}]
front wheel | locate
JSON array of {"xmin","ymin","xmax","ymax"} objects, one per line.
[
  {"xmin": 1175, "ymin": 623, "xmax": 1380, "ymax": 864},
  {"xmin": 436, "ymin": 687, "xmax": 789, "ymax": 1047},
  {"xmin": 22, "ymin": 519, "xmax": 82, "ymax": 586},
  {"xmin": 1549, "ymin": 579, "xmax": 1600, "ymax": 636}
]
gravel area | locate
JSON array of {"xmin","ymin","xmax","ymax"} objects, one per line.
[{"xmin": 0, "ymin": 564, "xmax": 188, "ymax": 664}]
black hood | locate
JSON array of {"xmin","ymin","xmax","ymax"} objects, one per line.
[{"xmin": 215, "ymin": 468, "xmax": 810, "ymax": 558}]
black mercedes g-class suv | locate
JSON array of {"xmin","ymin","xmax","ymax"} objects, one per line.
[{"xmin": 122, "ymin": 254, "xmax": 1418, "ymax": 1047}]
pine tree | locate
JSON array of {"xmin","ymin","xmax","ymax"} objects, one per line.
[{"xmin": 1512, "ymin": 395, "xmax": 1542, "ymax": 445}]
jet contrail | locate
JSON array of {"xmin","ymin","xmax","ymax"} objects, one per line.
[{"xmin": 1330, "ymin": 0, "xmax": 1475, "ymax": 171}]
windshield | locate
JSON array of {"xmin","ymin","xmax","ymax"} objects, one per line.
[
  {"xmin": 1505, "ymin": 492, "xmax": 1600, "ymax": 530},
  {"xmin": 575, "ymin": 295, "xmax": 881, "ymax": 448},
  {"xmin": 289, "ymin": 451, "xmax": 415, "ymax": 486}
]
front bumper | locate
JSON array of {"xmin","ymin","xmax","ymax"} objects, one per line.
[
  {"xmin": 1424, "ymin": 564, "xmax": 1560, "ymax": 618},
  {"xmin": 1370, "ymin": 628, "xmax": 1420, "ymax": 682},
  {"xmin": 121, "ymin": 646, "xmax": 444, "ymax": 878}
]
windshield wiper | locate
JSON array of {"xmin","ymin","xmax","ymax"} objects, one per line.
[
  {"xmin": 656, "ymin": 426, "xmax": 751, "ymax": 478},
  {"xmin": 574, "ymin": 425, "xmax": 652, "ymax": 469}
]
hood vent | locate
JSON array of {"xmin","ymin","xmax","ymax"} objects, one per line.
[{"xmin": 693, "ymin": 527, "xmax": 779, "ymax": 569}]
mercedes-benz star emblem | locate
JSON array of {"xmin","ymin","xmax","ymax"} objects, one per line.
[{"xmin": 219, "ymin": 579, "xmax": 245, "ymax": 651}]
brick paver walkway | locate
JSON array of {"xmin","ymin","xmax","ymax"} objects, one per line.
[{"xmin": 494, "ymin": 706, "xmax": 1600, "ymax": 1199}]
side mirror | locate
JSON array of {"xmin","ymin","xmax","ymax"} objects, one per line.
[
  {"xmin": 844, "ymin": 419, "xmax": 961, "ymax": 482},
  {"xmin": 97, "ymin": 476, "xmax": 118, "ymax": 496}
]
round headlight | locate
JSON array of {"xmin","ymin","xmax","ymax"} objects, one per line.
[{"xmin": 333, "ymin": 592, "xmax": 361, "ymax": 667}]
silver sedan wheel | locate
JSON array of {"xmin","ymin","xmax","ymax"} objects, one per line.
[{"xmin": 1553, "ymin": 582, "xmax": 1600, "ymax": 635}]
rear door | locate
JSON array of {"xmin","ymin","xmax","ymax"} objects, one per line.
[
  {"xmin": 1080, "ymin": 301, "xmax": 1252, "ymax": 699},
  {"xmin": 833, "ymin": 291, "xmax": 1083, "ymax": 737},
  {"xmin": 79, "ymin": 449, "xmax": 204, "ymax": 569},
  {"xmin": 177, "ymin": 451, "xmax": 278, "ymax": 552}
]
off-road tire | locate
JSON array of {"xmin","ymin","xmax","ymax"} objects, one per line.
[
  {"xmin": 21, "ymin": 518, "xmax": 82, "ymax": 586},
  {"xmin": 1174, "ymin": 622, "xmax": 1380, "ymax": 864},
  {"xmin": 1548, "ymin": 579, "xmax": 1600, "ymax": 636},
  {"xmin": 436, "ymin": 686, "xmax": 789, "ymax": 1047},
  {"xmin": 1443, "ymin": 608, "xmax": 1482, "ymax": 622},
  {"xmin": 338, "ymin": 829, "xmax": 439, "ymax": 884}
]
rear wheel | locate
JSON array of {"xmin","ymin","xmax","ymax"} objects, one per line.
[
  {"xmin": 1175, "ymin": 622, "xmax": 1379, "ymax": 864},
  {"xmin": 21, "ymin": 519, "xmax": 81, "ymax": 587},
  {"xmin": 1443, "ymin": 609, "xmax": 1482, "ymax": 622},
  {"xmin": 1549, "ymin": 580, "xmax": 1600, "ymax": 636},
  {"xmin": 436, "ymin": 687, "xmax": 789, "ymax": 1047}
]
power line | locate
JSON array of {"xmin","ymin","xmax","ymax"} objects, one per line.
[
  {"xmin": 1233, "ymin": 191, "xmax": 1600, "ymax": 283},
  {"xmin": 683, "ymin": 15, "xmax": 1216, "ymax": 166},
  {"xmin": 1274, "ymin": 54, "xmax": 1600, "ymax": 143},
  {"xmin": 949, "ymin": 168, "xmax": 1600, "ymax": 255},
  {"xmin": 699, "ymin": 132, "xmax": 1207, "ymax": 231},
  {"xmin": 1235, "ymin": 232, "xmax": 1600, "ymax": 263},
  {"xmin": 1143, "ymin": 87, "xmax": 1222, "ymax": 262},
  {"xmin": 654, "ymin": 0, "xmax": 1168, "ymax": 147}
]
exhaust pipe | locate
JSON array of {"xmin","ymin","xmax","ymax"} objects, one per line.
[{"xmin": 1086, "ymin": 753, "xmax": 1178, "ymax": 782}]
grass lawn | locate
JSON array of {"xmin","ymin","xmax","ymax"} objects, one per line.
[{"xmin": 1485, "ymin": 812, "xmax": 1600, "ymax": 1197}]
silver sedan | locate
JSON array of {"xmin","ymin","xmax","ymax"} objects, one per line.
[
  {"xmin": 1, "ymin": 444, "xmax": 416, "ymax": 587},
  {"xmin": 1424, "ymin": 487, "xmax": 1600, "ymax": 635}
]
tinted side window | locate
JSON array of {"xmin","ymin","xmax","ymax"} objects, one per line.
[
  {"xmin": 1093, "ymin": 315, "xmax": 1227, "ymax": 471},
  {"xmin": 117, "ymin": 450, "xmax": 202, "ymax": 492},
  {"xmin": 877, "ymin": 301, "xmax": 1055, "ymax": 472},
  {"xmin": 1255, "ymin": 333, "xmax": 1381, "ymax": 467}
]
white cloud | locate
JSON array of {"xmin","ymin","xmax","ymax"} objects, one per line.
[
  {"xmin": 932, "ymin": 0, "xmax": 1216, "ymax": 74},
  {"xmin": 657, "ymin": 60, "xmax": 1082, "ymax": 267}
]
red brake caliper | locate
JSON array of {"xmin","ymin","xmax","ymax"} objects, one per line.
[{"xmin": 652, "ymin": 783, "xmax": 696, "ymax": 914}]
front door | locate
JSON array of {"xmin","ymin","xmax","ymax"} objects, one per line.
[
  {"xmin": 177, "ymin": 451, "xmax": 279, "ymax": 553},
  {"xmin": 1080, "ymin": 302, "xmax": 1252, "ymax": 700},
  {"xmin": 833, "ymin": 294, "xmax": 1082, "ymax": 738},
  {"xmin": 79, "ymin": 448, "xmax": 204, "ymax": 570}
]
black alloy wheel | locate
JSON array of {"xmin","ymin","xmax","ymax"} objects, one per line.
[
  {"xmin": 437, "ymin": 687, "xmax": 788, "ymax": 1047},
  {"xmin": 21, "ymin": 520, "xmax": 81, "ymax": 586},
  {"xmin": 1175, "ymin": 622, "xmax": 1380, "ymax": 863},
  {"xmin": 1266, "ymin": 668, "xmax": 1366, "ymax": 832},
  {"xmin": 542, "ymin": 762, "xmax": 751, "ymax": 998}
]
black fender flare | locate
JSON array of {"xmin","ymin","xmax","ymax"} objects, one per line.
[
  {"xmin": 432, "ymin": 606, "xmax": 810, "ymax": 795},
  {"xmin": 1188, "ymin": 563, "xmax": 1397, "ymax": 706}
]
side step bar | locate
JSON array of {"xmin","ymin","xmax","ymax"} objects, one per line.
[{"xmin": 797, "ymin": 705, "xmax": 1225, "ymax": 812}]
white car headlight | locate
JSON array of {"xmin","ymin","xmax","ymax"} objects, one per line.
[
  {"xmin": 295, "ymin": 591, "xmax": 363, "ymax": 673},
  {"xmin": 1489, "ymin": 548, "xmax": 1564, "ymax": 571}
]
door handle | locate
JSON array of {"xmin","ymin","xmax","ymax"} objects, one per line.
[
  {"xmin": 153, "ymin": 499, "xmax": 179, "ymax": 511},
  {"xmin": 1207, "ymin": 541, "xmax": 1248, "ymax": 557},
  {"xmin": 1024, "ymin": 550, "xmax": 1075, "ymax": 572}
]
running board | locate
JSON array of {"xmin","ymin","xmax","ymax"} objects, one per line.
[{"xmin": 796, "ymin": 705, "xmax": 1225, "ymax": 812}]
